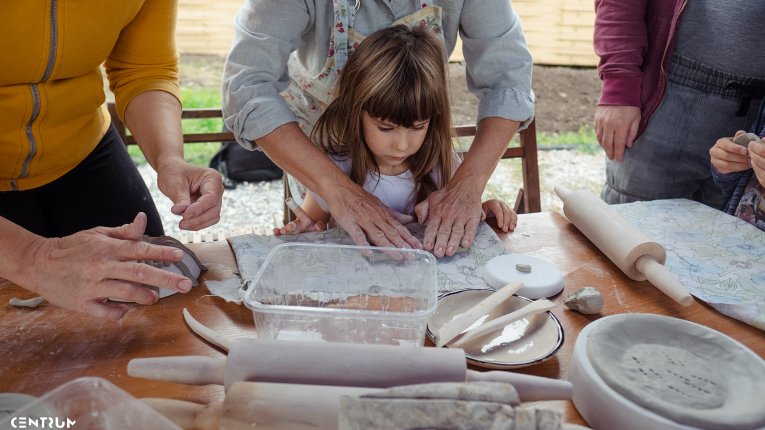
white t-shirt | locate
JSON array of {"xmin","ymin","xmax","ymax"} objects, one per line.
[{"xmin": 310, "ymin": 154, "xmax": 456, "ymax": 215}]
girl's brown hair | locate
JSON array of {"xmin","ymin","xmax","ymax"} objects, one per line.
[{"xmin": 311, "ymin": 24, "xmax": 453, "ymax": 207}]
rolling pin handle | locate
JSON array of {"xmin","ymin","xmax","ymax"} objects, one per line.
[
  {"xmin": 465, "ymin": 369, "xmax": 573, "ymax": 402},
  {"xmin": 635, "ymin": 255, "xmax": 694, "ymax": 307}
]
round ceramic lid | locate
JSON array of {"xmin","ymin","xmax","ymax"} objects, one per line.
[
  {"xmin": 587, "ymin": 314, "xmax": 765, "ymax": 429},
  {"xmin": 481, "ymin": 254, "xmax": 564, "ymax": 299}
]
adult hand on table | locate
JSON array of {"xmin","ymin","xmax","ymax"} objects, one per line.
[
  {"xmin": 595, "ymin": 105, "xmax": 641, "ymax": 162},
  {"xmin": 415, "ymin": 177, "xmax": 484, "ymax": 258},
  {"xmin": 327, "ymin": 182, "xmax": 422, "ymax": 249},
  {"xmin": 155, "ymin": 157, "xmax": 224, "ymax": 231},
  {"xmin": 16, "ymin": 213, "xmax": 192, "ymax": 321},
  {"xmin": 255, "ymin": 122, "xmax": 421, "ymax": 249},
  {"xmin": 414, "ymin": 117, "xmax": 518, "ymax": 258}
]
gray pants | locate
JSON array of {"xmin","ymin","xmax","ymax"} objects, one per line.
[{"xmin": 602, "ymin": 55, "xmax": 764, "ymax": 209}]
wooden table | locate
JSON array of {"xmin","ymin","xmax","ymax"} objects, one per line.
[{"xmin": 1, "ymin": 212, "xmax": 763, "ymax": 426}]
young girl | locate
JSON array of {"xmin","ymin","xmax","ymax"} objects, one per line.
[{"xmin": 274, "ymin": 25, "xmax": 517, "ymax": 238}]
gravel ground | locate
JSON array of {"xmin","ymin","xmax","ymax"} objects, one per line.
[{"xmin": 140, "ymin": 148, "xmax": 606, "ymax": 242}]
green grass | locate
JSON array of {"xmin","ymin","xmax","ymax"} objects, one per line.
[
  {"xmin": 535, "ymin": 125, "xmax": 600, "ymax": 154},
  {"xmin": 128, "ymin": 87, "xmax": 223, "ymax": 165}
]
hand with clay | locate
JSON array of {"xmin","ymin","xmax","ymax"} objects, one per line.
[
  {"xmin": 481, "ymin": 199, "xmax": 518, "ymax": 233},
  {"xmin": 710, "ymin": 130, "xmax": 753, "ymax": 175},
  {"xmin": 594, "ymin": 105, "xmax": 641, "ymax": 162},
  {"xmin": 2, "ymin": 213, "xmax": 192, "ymax": 321},
  {"xmin": 748, "ymin": 135, "xmax": 765, "ymax": 187}
]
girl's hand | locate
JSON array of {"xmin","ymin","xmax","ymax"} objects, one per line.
[
  {"xmin": 273, "ymin": 200, "xmax": 326, "ymax": 235},
  {"xmin": 481, "ymin": 199, "xmax": 517, "ymax": 232},
  {"xmin": 710, "ymin": 131, "xmax": 751, "ymax": 174}
]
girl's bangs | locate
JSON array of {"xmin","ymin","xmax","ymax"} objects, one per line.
[{"xmin": 364, "ymin": 70, "xmax": 440, "ymax": 127}]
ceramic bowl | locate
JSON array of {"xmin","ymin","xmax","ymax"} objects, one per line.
[{"xmin": 426, "ymin": 289, "xmax": 564, "ymax": 369}]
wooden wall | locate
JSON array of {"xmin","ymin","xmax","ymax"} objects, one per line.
[
  {"xmin": 176, "ymin": 0, "xmax": 598, "ymax": 67},
  {"xmin": 176, "ymin": 0, "xmax": 241, "ymax": 57},
  {"xmin": 514, "ymin": 0, "xmax": 597, "ymax": 66}
]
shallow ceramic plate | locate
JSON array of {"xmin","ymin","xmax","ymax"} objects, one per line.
[{"xmin": 426, "ymin": 289, "xmax": 564, "ymax": 369}]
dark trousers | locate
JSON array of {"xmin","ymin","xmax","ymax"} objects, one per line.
[{"xmin": 0, "ymin": 125, "xmax": 163, "ymax": 238}]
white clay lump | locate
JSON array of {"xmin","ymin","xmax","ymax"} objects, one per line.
[{"xmin": 563, "ymin": 287, "xmax": 603, "ymax": 314}]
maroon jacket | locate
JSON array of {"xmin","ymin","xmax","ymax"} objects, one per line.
[{"xmin": 594, "ymin": 0, "xmax": 686, "ymax": 137}]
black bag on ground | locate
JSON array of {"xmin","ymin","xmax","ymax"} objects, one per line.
[{"xmin": 209, "ymin": 140, "xmax": 283, "ymax": 187}]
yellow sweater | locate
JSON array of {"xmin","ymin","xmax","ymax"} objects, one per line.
[{"xmin": 0, "ymin": 0, "xmax": 180, "ymax": 192}]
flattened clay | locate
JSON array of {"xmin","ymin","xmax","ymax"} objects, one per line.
[
  {"xmin": 587, "ymin": 314, "xmax": 765, "ymax": 429},
  {"xmin": 339, "ymin": 382, "xmax": 561, "ymax": 430},
  {"xmin": 142, "ymin": 235, "xmax": 207, "ymax": 297}
]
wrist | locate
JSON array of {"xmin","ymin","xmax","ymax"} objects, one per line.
[
  {"xmin": 6, "ymin": 231, "xmax": 48, "ymax": 291},
  {"xmin": 154, "ymin": 154, "xmax": 187, "ymax": 174}
]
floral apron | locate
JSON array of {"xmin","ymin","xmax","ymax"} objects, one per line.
[{"xmin": 282, "ymin": 0, "xmax": 443, "ymax": 204}]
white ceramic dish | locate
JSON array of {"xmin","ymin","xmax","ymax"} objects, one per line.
[
  {"xmin": 569, "ymin": 314, "xmax": 765, "ymax": 430},
  {"xmin": 426, "ymin": 289, "xmax": 564, "ymax": 369}
]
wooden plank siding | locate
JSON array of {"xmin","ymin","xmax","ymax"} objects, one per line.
[{"xmin": 175, "ymin": 0, "xmax": 598, "ymax": 67}]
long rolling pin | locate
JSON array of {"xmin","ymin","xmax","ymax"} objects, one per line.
[
  {"xmin": 128, "ymin": 339, "xmax": 572, "ymax": 402},
  {"xmin": 554, "ymin": 186, "xmax": 693, "ymax": 306}
]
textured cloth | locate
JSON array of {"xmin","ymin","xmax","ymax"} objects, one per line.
[
  {"xmin": 673, "ymin": 0, "xmax": 765, "ymax": 77},
  {"xmin": 222, "ymin": 0, "xmax": 534, "ymax": 148},
  {"xmin": 0, "ymin": 0, "xmax": 180, "ymax": 191}
]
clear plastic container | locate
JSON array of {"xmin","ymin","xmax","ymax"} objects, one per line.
[
  {"xmin": 0, "ymin": 377, "xmax": 180, "ymax": 430},
  {"xmin": 244, "ymin": 243, "xmax": 438, "ymax": 346}
]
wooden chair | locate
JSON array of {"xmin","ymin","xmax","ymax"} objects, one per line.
[{"xmin": 107, "ymin": 103, "xmax": 541, "ymax": 223}]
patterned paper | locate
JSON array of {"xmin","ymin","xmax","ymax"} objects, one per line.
[
  {"xmin": 228, "ymin": 222, "xmax": 506, "ymax": 297},
  {"xmin": 611, "ymin": 199, "xmax": 765, "ymax": 330}
]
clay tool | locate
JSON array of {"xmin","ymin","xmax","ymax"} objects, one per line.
[
  {"xmin": 554, "ymin": 186, "xmax": 693, "ymax": 306},
  {"xmin": 435, "ymin": 281, "xmax": 523, "ymax": 347},
  {"xmin": 449, "ymin": 299, "xmax": 558, "ymax": 348},
  {"xmin": 127, "ymin": 339, "xmax": 572, "ymax": 402}
]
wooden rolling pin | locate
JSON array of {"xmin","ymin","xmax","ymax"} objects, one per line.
[
  {"xmin": 128, "ymin": 339, "xmax": 572, "ymax": 402},
  {"xmin": 554, "ymin": 186, "xmax": 693, "ymax": 306}
]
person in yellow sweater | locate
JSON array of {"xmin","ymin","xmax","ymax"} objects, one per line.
[{"xmin": 0, "ymin": 1, "xmax": 224, "ymax": 320}]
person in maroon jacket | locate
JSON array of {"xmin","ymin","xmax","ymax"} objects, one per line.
[{"xmin": 593, "ymin": 0, "xmax": 765, "ymax": 208}]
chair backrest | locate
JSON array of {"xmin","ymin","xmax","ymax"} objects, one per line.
[{"xmin": 107, "ymin": 103, "xmax": 541, "ymax": 215}]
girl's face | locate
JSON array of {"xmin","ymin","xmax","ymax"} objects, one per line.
[{"xmin": 361, "ymin": 112, "xmax": 430, "ymax": 175}]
